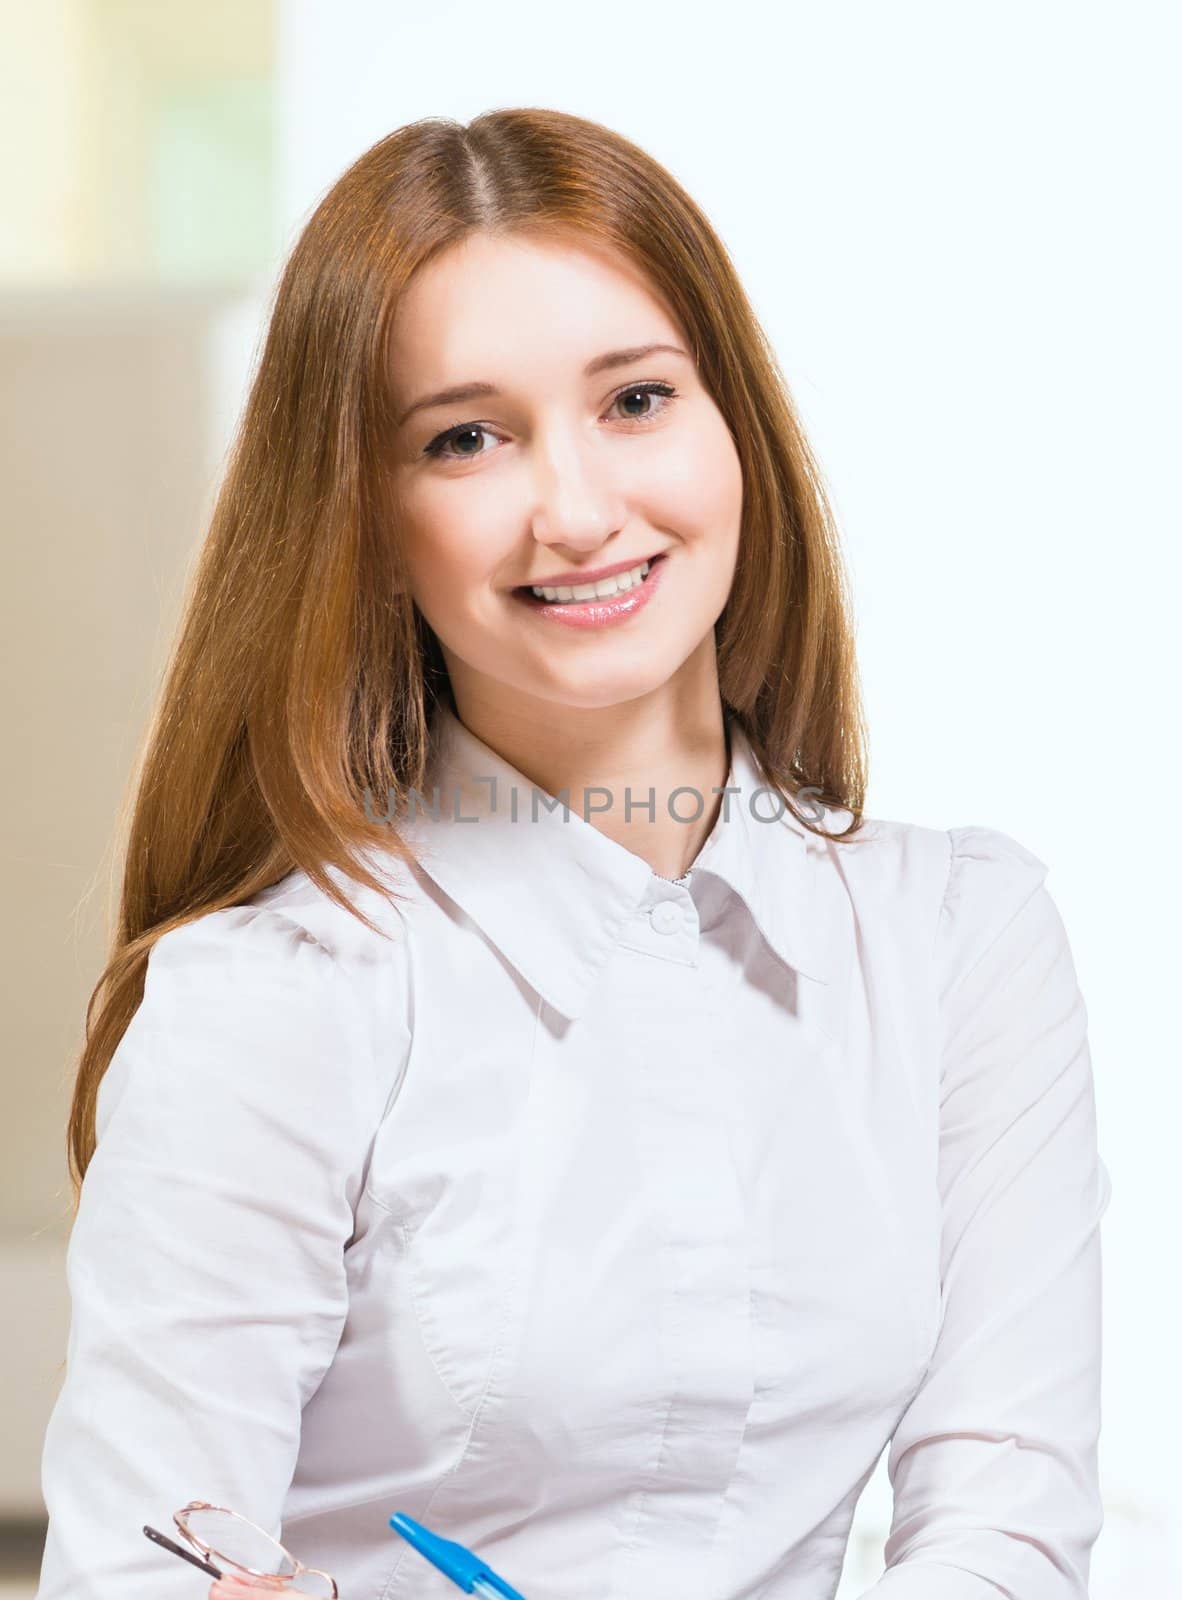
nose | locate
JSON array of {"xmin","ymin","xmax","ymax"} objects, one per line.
[{"xmin": 528, "ymin": 426, "xmax": 627, "ymax": 554}]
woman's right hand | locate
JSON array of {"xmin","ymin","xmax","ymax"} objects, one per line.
[{"xmin": 208, "ymin": 1576, "xmax": 282, "ymax": 1597}]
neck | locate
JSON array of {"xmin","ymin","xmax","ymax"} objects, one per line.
[{"xmin": 444, "ymin": 666, "xmax": 732, "ymax": 882}]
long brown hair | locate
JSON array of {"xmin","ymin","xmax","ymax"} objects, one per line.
[{"xmin": 67, "ymin": 106, "xmax": 868, "ymax": 1197}]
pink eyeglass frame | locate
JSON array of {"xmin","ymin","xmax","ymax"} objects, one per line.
[{"xmin": 168, "ymin": 1498, "xmax": 339, "ymax": 1596}]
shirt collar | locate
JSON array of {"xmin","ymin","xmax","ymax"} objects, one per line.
[{"xmin": 378, "ymin": 700, "xmax": 845, "ymax": 1022}]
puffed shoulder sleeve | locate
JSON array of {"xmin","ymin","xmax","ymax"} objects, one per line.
[
  {"xmin": 858, "ymin": 826, "xmax": 1113, "ymax": 1600},
  {"xmin": 36, "ymin": 904, "xmax": 402, "ymax": 1600}
]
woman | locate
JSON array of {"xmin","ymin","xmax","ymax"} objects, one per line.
[{"xmin": 37, "ymin": 108, "xmax": 1111, "ymax": 1600}]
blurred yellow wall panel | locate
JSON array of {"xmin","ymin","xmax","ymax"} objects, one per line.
[
  {"xmin": 0, "ymin": 1, "xmax": 89, "ymax": 282},
  {"xmin": 0, "ymin": 0, "xmax": 275, "ymax": 286}
]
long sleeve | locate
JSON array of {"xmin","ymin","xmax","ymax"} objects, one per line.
[
  {"xmin": 36, "ymin": 904, "xmax": 395, "ymax": 1600},
  {"xmin": 857, "ymin": 826, "xmax": 1112, "ymax": 1599}
]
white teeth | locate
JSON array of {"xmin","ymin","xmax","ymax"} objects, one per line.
[{"xmin": 531, "ymin": 559, "xmax": 653, "ymax": 603}]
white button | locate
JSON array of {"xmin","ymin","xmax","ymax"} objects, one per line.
[{"xmin": 650, "ymin": 900, "xmax": 682, "ymax": 935}]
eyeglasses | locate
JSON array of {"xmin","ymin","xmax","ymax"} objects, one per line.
[{"xmin": 142, "ymin": 1500, "xmax": 338, "ymax": 1596}]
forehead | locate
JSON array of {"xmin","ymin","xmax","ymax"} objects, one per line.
[{"xmin": 387, "ymin": 231, "xmax": 682, "ymax": 381}]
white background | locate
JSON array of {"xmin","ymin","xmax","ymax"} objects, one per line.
[{"xmin": 222, "ymin": 2, "xmax": 1181, "ymax": 1590}]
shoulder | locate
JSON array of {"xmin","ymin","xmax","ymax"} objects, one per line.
[
  {"xmin": 244, "ymin": 843, "xmax": 420, "ymax": 967},
  {"xmin": 145, "ymin": 850, "xmax": 412, "ymax": 1004},
  {"xmin": 808, "ymin": 808, "xmax": 1052, "ymax": 967},
  {"xmin": 802, "ymin": 804, "xmax": 951, "ymax": 912},
  {"xmin": 937, "ymin": 822, "xmax": 1048, "ymax": 910},
  {"xmin": 935, "ymin": 824, "xmax": 1052, "ymax": 988},
  {"xmin": 122, "ymin": 850, "xmax": 421, "ymax": 1129}
]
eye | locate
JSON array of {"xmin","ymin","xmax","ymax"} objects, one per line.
[
  {"xmin": 420, "ymin": 380, "xmax": 679, "ymax": 463},
  {"xmin": 609, "ymin": 381, "xmax": 678, "ymax": 425}
]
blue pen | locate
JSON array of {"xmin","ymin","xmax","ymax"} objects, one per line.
[{"xmin": 389, "ymin": 1512, "xmax": 529, "ymax": 1600}]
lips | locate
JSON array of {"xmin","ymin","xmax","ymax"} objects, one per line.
[{"xmin": 514, "ymin": 552, "xmax": 664, "ymax": 601}]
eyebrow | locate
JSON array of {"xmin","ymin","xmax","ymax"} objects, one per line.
[{"xmin": 394, "ymin": 343, "xmax": 691, "ymax": 429}]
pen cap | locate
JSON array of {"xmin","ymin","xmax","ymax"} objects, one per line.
[{"xmin": 389, "ymin": 1513, "xmax": 527, "ymax": 1600}]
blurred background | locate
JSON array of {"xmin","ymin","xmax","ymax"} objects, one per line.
[{"xmin": 2, "ymin": 2, "xmax": 1178, "ymax": 1596}]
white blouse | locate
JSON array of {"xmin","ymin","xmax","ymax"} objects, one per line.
[{"xmin": 36, "ymin": 702, "xmax": 1111, "ymax": 1600}]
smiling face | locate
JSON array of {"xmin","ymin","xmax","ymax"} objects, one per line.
[{"xmin": 386, "ymin": 229, "xmax": 744, "ymax": 730}]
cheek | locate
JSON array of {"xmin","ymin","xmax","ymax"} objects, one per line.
[
  {"xmin": 653, "ymin": 423, "xmax": 743, "ymax": 551},
  {"xmin": 400, "ymin": 493, "xmax": 506, "ymax": 599}
]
